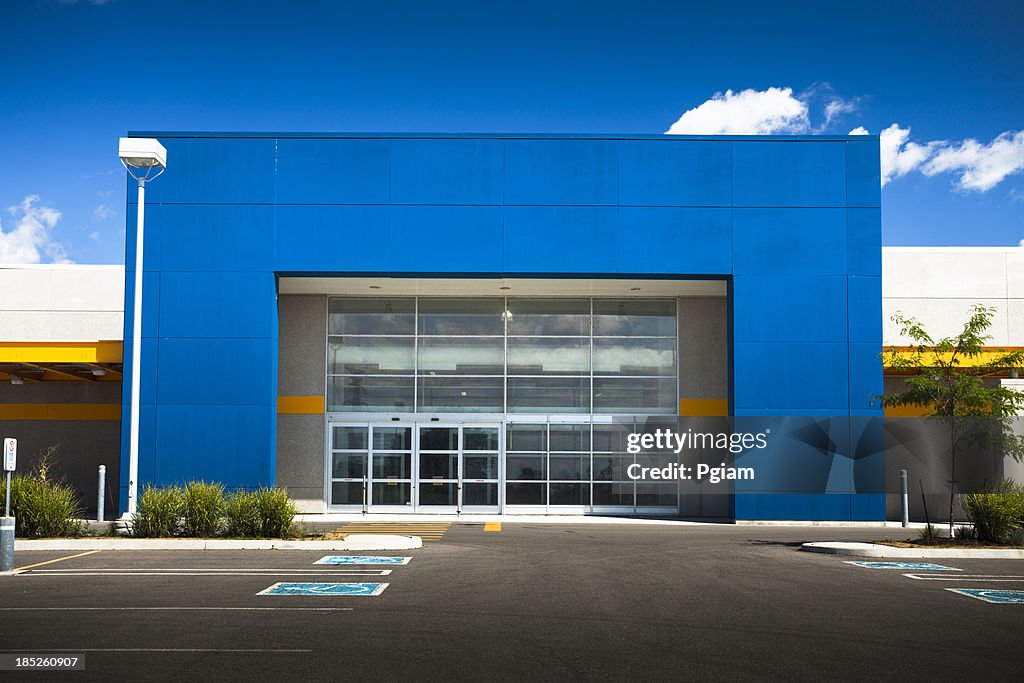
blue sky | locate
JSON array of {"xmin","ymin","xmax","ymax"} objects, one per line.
[{"xmin": 1, "ymin": 0, "xmax": 1022, "ymax": 264}]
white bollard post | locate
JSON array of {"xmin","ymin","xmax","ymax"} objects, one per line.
[{"xmin": 97, "ymin": 465, "xmax": 106, "ymax": 523}]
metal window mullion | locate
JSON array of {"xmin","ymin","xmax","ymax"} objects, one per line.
[{"xmin": 413, "ymin": 297, "xmax": 419, "ymax": 413}]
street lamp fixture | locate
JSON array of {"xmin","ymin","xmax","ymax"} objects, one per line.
[{"xmin": 118, "ymin": 137, "xmax": 167, "ymax": 517}]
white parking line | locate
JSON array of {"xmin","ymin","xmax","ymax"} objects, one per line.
[
  {"xmin": 903, "ymin": 573, "xmax": 1024, "ymax": 582},
  {"xmin": 0, "ymin": 610, "xmax": 356, "ymax": 614},
  {"xmin": 19, "ymin": 569, "xmax": 392, "ymax": 577},
  {"xmin": 0, "ymin": 648, "xmax": 313, "ymax": 653}
]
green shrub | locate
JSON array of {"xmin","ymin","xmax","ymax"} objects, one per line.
[
  {"xmin": 133, "ymin": 485, "xmax": 185, "ymax": 537},
  {"xmin": 223, "ymin": 487, "xmax": 299, "ymax": 538},
  {"xmin": 961, "ymin": 479, "xmax": 1024, "ymax": 544},
  {"xmin": 8, "ymin": 474, "xmax": 84, "ymax": 538},
  {"xmin": 224, "ymin": 490, "xmax": 261, "ymax": 537},
  {"xmin": 182, "ymin": 481, "xmax": 226, "ymax": 537},
  {"xmin": 254, "ymin": 487, "xmax": 299, "ymax": 538}
]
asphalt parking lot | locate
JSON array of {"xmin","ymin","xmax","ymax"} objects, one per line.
[{"xmin": 1, "ymin": 524, "xmax": 1021, "ymax": 681}]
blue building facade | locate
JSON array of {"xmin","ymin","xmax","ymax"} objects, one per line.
[{"xmin": 120, "ymin": 133, "xmax": 882, "ymax": 520}]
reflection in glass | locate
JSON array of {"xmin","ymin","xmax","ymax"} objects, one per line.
[
  {"xmin": 506, "ymin": 424, "xmax": 545, "ymax": 451},
  {"xmin": 419, "ymin": 482, "xmax": 457, "ymax": 505},
  {"xmin": 464, "ymin": 427, "xmax": 499, "ymax": 451},
  {"xmin": 328, "ymin": 377, "xmax": 414, "ymax": 412},
  {"xmin": 332, "ymin": 426, "xmax": 368, "ymax": 450},
  {"xmin": 463, "ymin": 483, "xmax": 499, "ymax": 506},
  {"xmin": 506, "ymin": 299, "xmax": 589, "ymax": 335},
  {"xmin": 507, "ymin": 337, "xmax": 588, "ymax": 375},
  {"xmin": 418, "ymin": 377, "xmax": 503, "ymax": 412},
  {"xmin": 464, "ymin": 454, "xmax": 499, "ymax": 479},
  {"xmin": 418, "ymin": 298, "xmax": 504, "ymax": 335},
  {"xmin": 506, "ymin": 482, "xmax": 545, "ymax": 505},
  {"xmin": 593, "ymin": 338, "xmax": 676, "ymax": 376},
  {"xmin": 332, "ymin": 453, "xmax": 366, "ymax": 479},
  {"xmin": 593, "ymin": 455, "xmax": 633, "ymax": 481},
  {"xmin": 506, "ymin": 454, "xmax": 545, "ymax": 480},
  {"xmin": 593, "ymin": 424, "xmax": 634, "ymax": 452},
  {"xmin": 550, "ymin": 483, "xmax": 587, "ymax": 505},
  {"xmin": 549, "ymin": 455, "xmax": 590, "ymax": 481},
  {"xmin": 331, "ymin": 482, "xmax": 364, "ymax": 506},
  {"xmin": 329, "ymin": 298, "xmax": 415, "ymax": 335},
  {"xmin": 419, "ymin": 427, "xmax": 459, "ymax": 451},
  {"xmin": 373, "ymin": 427, "xmax": 412, "ymax": 451},
  {"xmin": 507, "ymin": 377, "xmax": 589, "ymax": 413},
  {"xmin": 593, "ymin": 299, "xmax": 676, "ymax": 336},
  {"xmin": 418, "ymin": 337, "xmax": 503, "ymax": 375},
  {"xmin": 373, "ymin": 453, "xmax": 412, "ymax": 479},
  {"xmin": 549, "ymin": 424, "xmax": 590, "ymax": 451},
  {"xmin": 593, "ymin": 377, "xmax": 677, "ymax": 414},
  {"xmin": 420, "ymin": 453, "xmax": 458, "ymax": 479},
  {"xmin": 329, "ymin": 337, "xmax": 414, "ymax": 375},
  {"xmin": 372, "ymin": 482, "xmax": 411, "ymax": 506}
]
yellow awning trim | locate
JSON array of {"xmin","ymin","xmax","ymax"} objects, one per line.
[
  {"xmin": 679, "ymin": 398, "xmax": 729, "ymax": 417},
  {"xmin": 277, "ymin": 395, "xmax": 325, "ymax": 415},
  {"xmin": 0, "ymin": 341, "xmax": 123, "ymax": 364}
]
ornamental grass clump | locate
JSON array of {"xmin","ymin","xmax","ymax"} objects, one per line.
[
  {"xmin": 133, "ymin": 485, "xmax": 184, "ymax": 538},
  {"xmin": 9, "ymin": 475, "xmax": 84, "ymax": 538},
  {"xmin": 8, "ymin": 445, "xmax": 84, "ymax": 538},
  {"xmin": 182, "ymin": 480, "xmax": 226, "ymax": 537},
  {"xmin": 254, "ymin": 487, "xmax": 299, "ymax": 538},
  {"xmin": 224, "ymin": 490, "xmax": 262, "ymax": 538}
]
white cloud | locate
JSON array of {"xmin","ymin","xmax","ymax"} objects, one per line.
[
  {"xmin": 94, "ymin": 203, "xmax": 114, "ymax": 221},
  {"xmin": 89, "ymin": 231, "xmax": 101, "ymax": 241},
  {"xmin": 920, "ymin": 130, "xmax": 1024, "ymax": 192},
  {"xmin": 0, "ymin": 195, "xmax": 72, "ymax": 264},
  {"xmin": 665, "ymin": 87, "xmax": 809, "ymax": 135},
  {"xmin": 824, "ymin": 97, "xmax": 858, "ymax": 127},
  {"xmin": 851, "ymin": 124, "xmax": 1024, "ymax": 191}
]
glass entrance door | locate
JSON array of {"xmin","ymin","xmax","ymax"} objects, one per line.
[
  {"xmin": 415, "ymin": 424, "xmax": 501, "ymax": 513},
  {"xmin": 329, "ymin": 421, "xmax": 501, "ymax": 513}
]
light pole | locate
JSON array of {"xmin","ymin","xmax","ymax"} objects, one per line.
[{"xmin": 118, "ymin": 137, "xmax": 167, "ymax": 516}]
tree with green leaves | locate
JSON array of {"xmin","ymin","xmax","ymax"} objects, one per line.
[{"xmin": 880, "ymin": 304, "xmax": 1024, "ymax": 537}]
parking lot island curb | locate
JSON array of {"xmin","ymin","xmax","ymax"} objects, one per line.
[
  {"xmin": 13, "ymin": 534, "xmax": 423, "ymax": 551},
  {"xmin": 801, "ymin": 541, "xmax": 1024, "ymax": 559}
]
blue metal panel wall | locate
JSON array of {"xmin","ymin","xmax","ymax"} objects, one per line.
[{"xmin": 121, "ymin": 133, "xmax": 882, "ymax": 520}]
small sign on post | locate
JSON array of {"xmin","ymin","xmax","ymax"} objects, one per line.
[
  {"xmin": 3, "ymin": 438, "xmax": 15, "ymax": 472},
  {"xmin": 2, "ymin": 437, "xmax": 15, "ymax": 573}
]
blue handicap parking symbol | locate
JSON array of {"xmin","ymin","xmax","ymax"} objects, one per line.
[
  {"xmin": 947, "ymin": 589, "xmax": 1024, "ymax": 604},
  {"xmin": 258, "ymin": 582, "xmax": 389, "ymax": 596},
  {"xmin": 845, "ymin": 561, "xmax": 961, "ymax": 571},
  {"xmin": 314, "ymin": 555, "xmax": 411, "ymax": 566}
]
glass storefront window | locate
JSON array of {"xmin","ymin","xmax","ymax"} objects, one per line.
[
  {"xmin": 418, "ymin": 377, "xmax": 503, "ymax": 412},
  {"xmin": 329, "ymin": 337, "xmax": 415, "ymax": 375},
  {"xmin": 507, "ymin": 377, "xmax": 589, "ymax": 413},
  {"xmin": 418, "ymin": 298, "xmax": 504, "ymax": 335},
  {"xmin": 593, "ymin": 377, "xmax": 677, "ymax": 414},
  {"xmin": 507, "ymin": 337, "xmax": 588, "ymax": 375},
  {"xmin": 593, "ymin": 338, "xmax": 676, "ymax": 376},
  {"xmin": 418, "ymin": 337, "xmax": 504, "ymax": 375},
  {"xmin": 328, "ymin": 377, "xmax": 414, "ymax": 412},
  {"xmin": 327, "ymin": 296, "xmax": 679, "ymax": 414},
  {"xmin": 592, "ymin": 299, "xmax": 676, "ymax": 336},
  {"xmin": 329, "ymin": 298, "xmax": 415, "ymax": 335},
  {"xmin": 506, "ymin": 299, "xmax": 589, "ymax": 335}
]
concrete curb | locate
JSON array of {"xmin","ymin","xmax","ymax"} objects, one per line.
[
  {"xmin": 14, "ymin": 534, "xmax": 422, "ymax": 551},
  {"xmin": 801, "ymin": 541, "xmax": 1024, "ymax": 559}
]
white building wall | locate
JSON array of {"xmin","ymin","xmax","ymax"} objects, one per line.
[
  {"xmin": 0, "ymin": 264, "xmax": 124, "ymax": 341},
  {"xmin": 882, "ymin": 247, "xmax": 1024, "ymax": 347}
]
